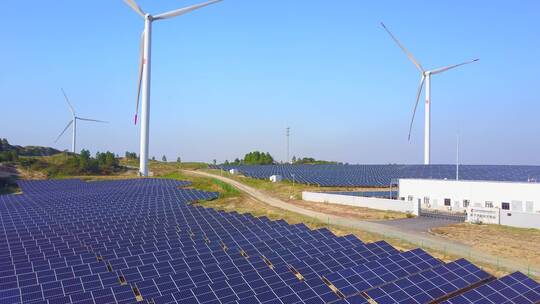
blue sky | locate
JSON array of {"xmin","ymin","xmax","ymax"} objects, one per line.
[{"xmin": 1, "ymin": 1, "xmax": 539, "ymax": 165}]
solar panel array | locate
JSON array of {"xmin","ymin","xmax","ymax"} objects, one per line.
[
  {"xmin": 1, "ymin": 178, "xmax": 539, "ymax": 304},
  {"xmin": 214, "ymin": 164, "xmax": 540, "ymax": 187},
  {"xmin": 442, "ymin": 272, "xmax": 540, "ymax": 304}
]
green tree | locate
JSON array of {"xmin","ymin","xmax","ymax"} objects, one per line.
[
  {"xmin": 177, "ymin": 157, "xmax": 181, "ymax": 163},
  {"xmin": 0, "ymin": 138, "xmax": 9, "ymax": 151},
  {"xmin": 80, "ymin": 149, "xmax": 91, "ymax": 158},
  {"xmin": 125, "ymin": 151, "xmax": 137, "ymax": 159},
  {"xmin": 294, "ymin": 156, "xmax": 336, "ymax": 164},
  {"xmin": 0, "ymin": 150, "xmax": 17, "ymax": 162},
  {"xmin": 96, "ymin": 151, "xmax": 118, "ymax": 171},
  {"xmin": 242, "ymin": 151, "xmax": 274, "ymax": 165},
  {"xmin": 105, "ymin": 153, "xmax": 117, "ymax": 168},
  {"xmin": 79, "ymin": 149, "xmax": 91, "ymax": 171},
  {"xmin": 162, "ymin": 155, "xmax": 167, "ymax": 162},
  {"xmin": 10, "ymin": 150, "xmax": 18, "ymax": 162}
]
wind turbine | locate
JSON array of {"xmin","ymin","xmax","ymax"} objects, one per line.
[
  {"xmin": 123, "ymin": 0, "xmax": 223, "ymax": 177},
  {"xmin": 381, "ymin": 22, "xmax": 478, "ymax": 165},
  {"xmin": 55, "ymin": 89, "xmax": 108, "ymax": 153}
]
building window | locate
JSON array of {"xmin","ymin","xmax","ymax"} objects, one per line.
[
  {"xmin": 463, "ymin": 200, "xmax": 470, "ymax": 208},
  {"xmin": 444, "ymin": 198, "xmax": 451, "ymax": 206},
  {"xmin": 424, "ymin": 197, "xmax": 430, "ymax": 205},
  {"xmin": 501, "ymin": 202, "xmax": 510, "ymax": 210},
  {"xmin": 511, "ymin": 201, "xmax": 523, "ymax": 212},
  {"xmin": 408, "ymin": 196, "xmax": 413, "ymax": 202},
  {"xmin": 485, "ymin": 201, "xmax": 494, "ymax": 208}
]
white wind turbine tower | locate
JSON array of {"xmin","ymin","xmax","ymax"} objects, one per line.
[
  {"xmin": 381, "ymin": 22, "xmax": 478, "ymax": 165},
  {"xmin": 55, "ymin": 89, "xmax": 108, "ymax": 153},
  {"xmin": 123, "ymin": 0, "xmax": 223, "ymax": 177}
]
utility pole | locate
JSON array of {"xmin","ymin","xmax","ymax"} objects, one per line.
[
  {"xmin": 286, "ymin": 127, "xmax": 290, "ymax": 164},
  {"xmin": 291, "ymin": 173, "xmax": 296, "ymax": 199},
  {"xmin": 456, "ymin": 134, "xmax": 460, "ymax": 181}
]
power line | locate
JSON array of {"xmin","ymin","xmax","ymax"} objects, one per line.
[{"xmin": 286, "ymin": 127, "xmax": 290, "ymax": 163}]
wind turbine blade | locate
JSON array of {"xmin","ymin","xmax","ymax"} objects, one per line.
[
  {"xmin": 123, "ymin": 0, "xmax": 145, "ymax": 17},
  {"xmin": 55, "ymin": 120, "xmax": 73, "ymax": 143},
  {"xmin": 408, "ymin": 75, "xmax": 425, "ymax": 141},
  {"xmin": 430, "ymin": 58, "xmax": 479, "ymax": 75},
  {"xmin": 135, "ymin": 31, "xmax": 144, "ymax": 125},
  {"xmin": 380, "ymin": 22, "xmax": 424, "ymax": 72},
  {"xmin": 61, "ymin": 88, "xmax": 76, "ymax": 116},
  {"xmin": 76, "ymin": 117, "xmax": 108, "ymax": 123},
  {"xmin": 153, "ymin": 0, "xmax": 222, "ymax": 20}
]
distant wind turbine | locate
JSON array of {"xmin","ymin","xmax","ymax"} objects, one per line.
[
  {"xmin": 123, "ymin": 0, "xmax": 223, "ymax": 177},
  {"xmin": 381, "ymin": 22, "xmax": 478, "ymax": 165},
  {"xmin": 55, "ymin": 89, "xmax": 108, "ymax": 153}
]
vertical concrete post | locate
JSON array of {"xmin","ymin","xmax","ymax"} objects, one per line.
[{"xmin": 413, "ymin": 198, "xmax": 420, "ymax": 216}]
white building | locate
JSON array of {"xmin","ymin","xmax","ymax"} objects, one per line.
[
  {"xmin": 269, "ymin": 175, "xmax": 283, "ymax": 183},
  {"xmin": 398, "ymin": 179, "xmax": 540, "ymax": 214}
]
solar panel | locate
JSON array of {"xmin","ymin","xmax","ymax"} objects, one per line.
[
  {"xmin": 364, "ymin": 259, "xmax": 493, "ymax": 304},
  {"xmin": 321, "ymin": 248, "xmax": 442, "ymax": 299},
  {"xmin": 1, "ymin": 178, "xmax": 539, "ymax": 304},
  {"xmin": 442, "ymin": 271, "xmax": 540, "ymax": 304}
]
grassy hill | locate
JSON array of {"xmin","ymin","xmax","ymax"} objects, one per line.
[
  {"xmin": 0, "ymin": 138, "xmax": 62, "ymax": 157},
  {"xmin": 17, "ymin": 151, "xmax": 125, "ymax": 178},
  {"xmin": 0, "ymin": 138, "xmax": 56, "ymax": 193}
]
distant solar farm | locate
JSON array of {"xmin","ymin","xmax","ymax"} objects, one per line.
[
  {"xmin": 1, "ymin": 178, "xmax": 539, "ymax": 303},
  {"xmin": 214, "ymin": 164, "xmax": 540, "ymax": 187}
]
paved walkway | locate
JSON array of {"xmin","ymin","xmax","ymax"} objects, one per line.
[
  {"xmin": 380, "ymin": 217, "xmax": 461, "ymax": 234},
  {"xmin": 186, "ymin": 170, "xmax": 539, "ymax": 277}
]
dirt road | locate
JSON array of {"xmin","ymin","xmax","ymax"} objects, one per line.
[{"xmin": 185, "ymin": 170, "xmax": 539, "ymax": 277}]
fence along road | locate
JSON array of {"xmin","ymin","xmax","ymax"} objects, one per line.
[{"xmin": 185, "ymin": 169, "xmax": 539, "ymax": 278}]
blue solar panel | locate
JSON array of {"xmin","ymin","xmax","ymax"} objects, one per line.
[
  {"xmin": 365, "ymin": 259, "xmax": 493, "ymax": 303},
  {"xmin": 322, "ymin": 248, "xmax": 442, "ymax": 298},
  {"xmin": 1, "ymin": 178, "xmax": 539, "ymax": 304},
  {"xmin": 442, "ymin": 271, "xmax": 540, "ymax": 304}
]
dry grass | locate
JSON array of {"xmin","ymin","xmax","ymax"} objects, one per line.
[
  {"xmin": 432, "ymin": 223, "xmax": 540, "ymax": 268},
  {"xmin": 118, "ymin": 159, "xmax": 208, "ymax": 175},
  {"xmin": 16, "ymin": 165, "xmax": 47, "ymax": 180},
  {"xmin": 64, "ymin": 174, "xmax": 139, "ymax": 181},
  {"xmin": 200, "ymin": 169, "xmax": 406, "ymax": 221},
  {"xmin": 289, "ymin": 199, "xmax": 408, "ymax": 220}
]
